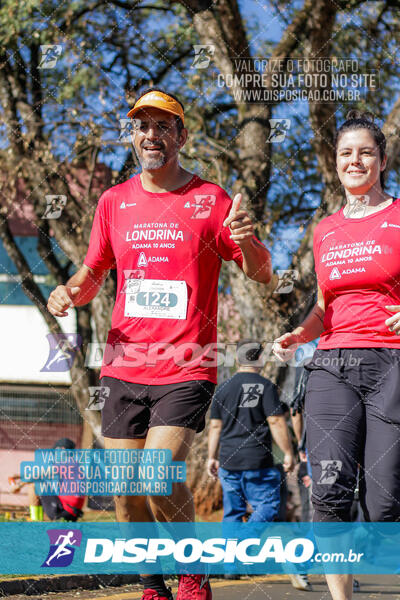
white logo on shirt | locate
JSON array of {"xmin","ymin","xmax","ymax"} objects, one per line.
[
  {"xmin": 184, "ymin": 194, "xmax": 216, "ymax": 219},
  {"xmin": 239, "ymin": 383, "xmax": 264, "ymax": 408},
  {"xmin": 329, "ymin": 267, "xmax": 341, "ymax": 280},
  {"xmin": 381, "ymin": 221, "xmax": 400, "ymax": 229},
  {"xmin": 136, "ymin": 253, "xmax": 169, "ymax": 267},
  {"xmin": 322, "ymin": 230, "xmax": 335, "ymax": 242},
  {"xmin": 342, "ymin": 268, "xmax": 366, "ymax": 275},
  {"xmin": 137, "ymin": 252, "xmax": 148, "ymax": 267},
  {"xmin": 120, "ymin": 201, "xmax": 136, "ymax": 209}
]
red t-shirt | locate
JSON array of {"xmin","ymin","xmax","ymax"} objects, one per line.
[
  {"xmin": 84, "ymin": 174, "xmax": 244, "ymax": 384},
  {"xmin": 313, "ymin": 198, "xmax": 400, "ymax": 349}
]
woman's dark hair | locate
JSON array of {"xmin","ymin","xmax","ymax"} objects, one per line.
[
  {"xmin": 335, "ymin": 110, "xmax": 386, "ymax": 189},
  {"xmin": 136, "ymin": 87, "xmax": 185, "ymax": 134}
]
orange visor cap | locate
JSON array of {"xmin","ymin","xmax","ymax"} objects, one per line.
[{"xmin": 127, "ymin": 91, "xmax": 184, "ymax": 124}]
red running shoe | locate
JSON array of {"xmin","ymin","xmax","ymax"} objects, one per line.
[
  {"xmin": 176, "ymin": 575, "xmax": 212, "ymax": 600},
  {"xmin": 141, "ymin": 588, "xmax": 173, "ymax": 600}
]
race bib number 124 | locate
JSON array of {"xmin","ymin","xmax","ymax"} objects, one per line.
[{"xmin": 124, "ymin": 279, "xmax": 188, "ymax": 320}]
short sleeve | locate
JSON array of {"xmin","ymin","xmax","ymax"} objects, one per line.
[
  {"xmin": 313, "ymin": 222, "xmax": 323, "ymax": 267},
  {"xmin": 262, "ymin": 383, "xmax": 285, "ymax": 417},
  {"xmin": 84, "ymin": 192, "xmax": 116, "ymax": 270},
  {"xmin": 210, "ymin": 388, "xmax": 223, "ymax": 419}
]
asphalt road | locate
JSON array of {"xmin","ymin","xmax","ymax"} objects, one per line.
[{"xmin": 7, "ymin": 574, "xmax": 400, "ymax": 600}]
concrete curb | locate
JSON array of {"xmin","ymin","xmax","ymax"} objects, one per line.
[{"xmin": 0, "ymin": 574, "xmax": 140, "ymax": 596}]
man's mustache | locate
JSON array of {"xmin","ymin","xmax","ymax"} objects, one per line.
[{"xmin": 141, "ymin": 142, "xmax": 165, "ymax": 150}]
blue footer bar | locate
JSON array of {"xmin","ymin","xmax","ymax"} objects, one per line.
[{"xmin": 1, "ymin": 522, "xmax": 400, "ymax": 574}]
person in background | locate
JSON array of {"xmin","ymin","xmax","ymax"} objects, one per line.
[
  {"xmin": 10, "ymin": 438, "xmax": 85, "ymax": 521},
  {"xmin": 207, "ymin": 340, "xmax": 295, "ymax": 578}
]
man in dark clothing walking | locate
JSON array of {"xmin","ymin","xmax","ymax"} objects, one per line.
[{"xmin": 207, "ymin": 341, "xmax": 294, "ymax": 523}]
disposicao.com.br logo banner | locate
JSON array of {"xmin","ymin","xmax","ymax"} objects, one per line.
[{"xmin": 2, "ymin": 523, "xmax": 400, "ymax": 574}]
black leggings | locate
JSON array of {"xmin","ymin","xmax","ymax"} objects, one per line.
[{"xmin": 305, "ymin": 348, "xmax": 400, "ymax": 522}]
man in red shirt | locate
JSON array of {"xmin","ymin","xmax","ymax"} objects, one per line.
[{"xmin": 48, "ymin": 88, "xmax": 272, "ymax": 600}]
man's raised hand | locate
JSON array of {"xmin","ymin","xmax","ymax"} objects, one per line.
[{"xmin": 223, "ymin": 193, "xmax": 254, "ymax": 246}]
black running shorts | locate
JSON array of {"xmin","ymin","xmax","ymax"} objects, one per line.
[{"xmin": 100, "ymin": 376, "xmax": 215, "ymax": 439}]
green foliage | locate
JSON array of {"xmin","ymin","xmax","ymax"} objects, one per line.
[{"xmin": 1, "ymin": 0, "xmax": 400, "ymax": 223}]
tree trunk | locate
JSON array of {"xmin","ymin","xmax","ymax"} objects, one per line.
[{"xmin": 181, "ymin": 0, "xmax": 340, "ymax": 507}]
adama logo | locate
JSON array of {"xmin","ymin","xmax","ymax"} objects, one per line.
[
  {"xmin": 381, "ymin": 221, "xmax": 400, "ymax": 229},
  {"xmin": 120, "ymin": 201, "xmax": 136, "ymax": 209},
  {"xmin": 136, "ymin": 253, "xmax": 169, "ymax": 267},
  {"xmin": 342, "ymin": 268, "xmax": 366, "ymax": 275},
  {"xmin": 329, "ymin": 267, "xmax": 341, "ymax": 280},
  {"xmin": 137, "ymin": 252, "xmax": 148, "ymax": 267}
]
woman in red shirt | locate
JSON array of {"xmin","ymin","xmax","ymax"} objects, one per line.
[{"xmin": 273, "ymin": 111, "xmax": 400, "ymax": 600}]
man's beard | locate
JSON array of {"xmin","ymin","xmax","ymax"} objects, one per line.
[
  {"xmin": 133, "ymin": 140, "xmax": 168, "ymax": 170},
  {"xmin": 133, "ymin": 139, "xmax": 179, "ymax": 170},
  {"xmin": 138, "ymin": 153, "xmax": 167, "ymax": 170}
]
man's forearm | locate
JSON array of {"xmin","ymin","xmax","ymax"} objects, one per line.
[
  {"xmin": 240, "ymin": 238, "xmax": 272, "ymax": 284},
  {"xmin": 208, "ymin": 426, "xmax": 221, "ymax": 459},
  {"xmin": 269, "ymin": 417, "xmax": 293, "ymax": 456},
  {"xmin": 291, "ymin": 412, "xmax": 303, "ymax": 445},
  {"xmin": 66, "ymin": 265, "xmax": 108, "ymax": 306}
]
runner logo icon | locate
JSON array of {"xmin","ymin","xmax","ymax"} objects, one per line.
[
  {"xmin": 42, "ymin": 195, "xmax": 67, "ymax": 219},
  {"xmin": 42, "ymin": 529, "xmax": 82, "ymax": 568},
  {"xmin": 274, "ymin": 270, "xmax": 298, "ymax": 294},
  {"xmin": 318, "ymin": 460, "xmax": 342, "ymax": 485},
  {"xmin": 239, "ymin": 384, "xmax": 264, "ymax": 408},
  {"xmin": 267, "ymin": 119, "xmax": 291, "ymax": 143},
  {"xmin": 87, "ymin": 386, "xmax": 110, "ymax": 410},
  {"xmin": 191, "ymin": 45, "xmax": 215, "ymax": 69},
  {"xmin": 38, "ymin": 45, "xmax": 63, "ymax": 69},
  {"xmin": 121, "ymin": 270, "xmax": 145, "ymax": 294},
  {"xmin": 185, "ymin": 195, "xmax": 216, "ymax": 219},
  {"xmin": 41, "ymin": 334, "xmax": 82, "ymax": 372},
  {"xmin": 118, "ymin": 119, "xmax": 133, "ymax": 143}
]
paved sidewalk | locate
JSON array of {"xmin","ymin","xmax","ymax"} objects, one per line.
[{"xmin": 2, "ymin": 575, "xmax": 400, "ymax": 600}]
